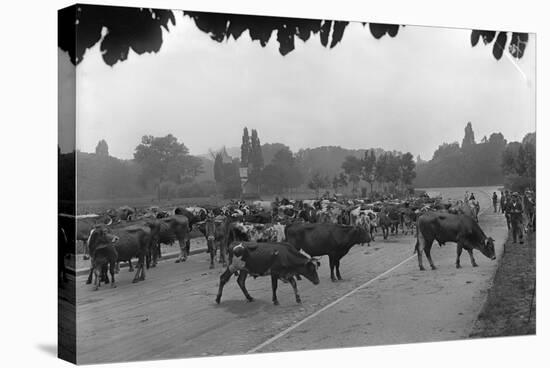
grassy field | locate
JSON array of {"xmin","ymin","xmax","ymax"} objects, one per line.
[{"xmin": 470, "ymin": 229, "xmax": 536, "ymax": 337}]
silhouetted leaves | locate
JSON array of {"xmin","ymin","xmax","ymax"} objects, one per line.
[
  {"xmin": 471, "ymin": 29, "xmax": 530, "ymax": 60},
  {"xmin": 368, "ymin": 23, "xmax": 400, "ymax": 39},
  {"xmin": 492, "ymin": 32, "xmax": 508, "ymax": 60},
  {"xmin": 60, "ymin": 4, "xmax": 528, "ymax": 66},
  {"xmin": 330, "ymin": 21, "xmax": 349, "ymax": 48},
  {"xmin": 319, "ymin": 20, "xmax": 332, "ymax": 47},
  {"xmin": 58, "ymin": 4, "xmax": 175, "ymax": 66},
  {"xmin": 509, "ymin": 32, "xmax": 529, "ymax": 59}
]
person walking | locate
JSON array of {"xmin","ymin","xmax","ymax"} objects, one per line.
[
  {"xmin": 499, "ymin": 190, "xmax": 506, "ymax": 213},
  {"xmin": 492, "ymin": 192, "xmax": 498, "ymax": 213},
  {"xmin": 509, "ymin": 192, "xmax": 524, "ymax": 244},
  {"xmin": 503, "ymin": 192, "xmax": 512, "ymax": 229}
]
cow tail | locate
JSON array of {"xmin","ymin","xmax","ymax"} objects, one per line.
[{"xmin": 413, "ymin": 238, "xmax": 419, "ymax": 254}]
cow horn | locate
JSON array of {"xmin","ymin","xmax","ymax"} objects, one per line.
[{"xmin": 106, "ymin": 217, "xmax": 113, "ymax": 226}]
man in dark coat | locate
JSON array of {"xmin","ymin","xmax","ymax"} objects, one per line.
[{"xmin": 509, "ymin": 192, "xmax": 524, "ymax": 244}]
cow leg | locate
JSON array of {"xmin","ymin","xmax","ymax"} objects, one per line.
[
  {"xmin": 416, "ymin": 233, "xmax": 432, "ymax": 271},
  {"xmin": 456, "ymin": 244, "xmax": 463, "ymax": 268},
  {"xmin": 220, "ymin": 241, "xmax": 227, "ymax": 267},
  {"xmin": 215, "ymin": 267, "xmax": 233, "ymax": 304},
  {"xmin": 175, "ymin": 238, "xmax": 187, "ymax": 263},
  {"xmin": 128, "ymin": 259, "xmax": 134, "ymax": 272},
  {"xmin": 208, "ymin": 239, "xmax": 215, "ymax": 269},
  {"xmin": 132, "ymin": 258, "xmax": 145, "ymax": 283},
  {"xmin": 236, "ymin": 271, "xmax": 253, "ymax": 302},
  {"xmin": 86, "ymin": 266, "xmax": 93, "ymax": 284},
  {"xmin": 102, "ymin": 264, "xmax": 110, "ymax": 284},
  {"xmin": 139, "ymin": 256, "xmax": 146, "ymax": 280},
  {"xmin": 335, "ymin": 258, "xmax": 343, "ymax": 280},
  {"xmin": 271, "ymin": 274, "xmax": 279, "ymax": 305},
  {"xmin": 424, "ymin": 247, "xmax": 436, "ymax": 270},
  {"xmin": 110, "ymin": 262, "xmax": 117, "ymax": 288},
  {"xmin": 288, "ymin": 277, "xmax": 302, "ymax": 304},
  {"xmin": 329, "ymin": 256, "xmax": 337, "ymax": 282},
  {"xmin": 467, "ymin": 249, "xmax": 478, "ymax": 267},
  {"xmin": 93, "ymin": 266, "xmax": 100, "ymax": 291}
]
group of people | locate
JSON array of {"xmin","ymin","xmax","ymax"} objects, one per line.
[{"xmin": 491, "ymin": 189, "xmax": 536, "ymax": 244}]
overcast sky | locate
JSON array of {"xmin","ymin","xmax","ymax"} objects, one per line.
[{"xmin": 59, "ymin": 11, "xmax": 535, "ymax": 161}]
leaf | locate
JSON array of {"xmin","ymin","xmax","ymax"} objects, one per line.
[
  {"xmin": 319, "ymin": 20, "xmax": 332, "ymax": 47},
  {"xmin": 509, "ymin": 32, "xmax": 529, "ymax": 58},
  {"xmin": 481, "ymin": 30, "xmax": 496, "ymax": 44},
  {"xmin": 369, "ymin": 23, "xmax": 386, "ymax": 39},
  {"xmin": 492, "ymin": 31, "xmax": 507, "ymax": 60},
  {"xmin": 470, "ymin": 30, "xmax": 481, "ymax": 47},
  {"xmin": 386, "ymin": 24, "xmax": 399, "ymax": 37},
  {"xmin": 277, "ymin": 25, "xmax": 295, "ymax": 56},
  {"xmin": 330, "ymin": 21, "xmax": 349, "ymax": 48}
]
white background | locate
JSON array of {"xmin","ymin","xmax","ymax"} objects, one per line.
[{"xmin": 0, "ymin": 0, "xmax": 546, "ymax": 367}]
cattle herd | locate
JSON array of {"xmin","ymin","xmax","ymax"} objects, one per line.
[{"xmin": 58, "ymin": 193, "xmax": 497, "ymax": 305}]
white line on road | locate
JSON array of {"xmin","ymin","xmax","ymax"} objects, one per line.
[{"xmin": 246, "ymin": 254, "xmax": 416, "ymax": 354}]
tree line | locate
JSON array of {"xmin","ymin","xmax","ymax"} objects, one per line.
[{"xmin": 414, "ymin": 122, "xmax": 535, "ymax": 191}]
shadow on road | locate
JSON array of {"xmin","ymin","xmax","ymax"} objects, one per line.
[{"xmin": 214, "ymin": 298, "xmax": 272, "ymax": 316}]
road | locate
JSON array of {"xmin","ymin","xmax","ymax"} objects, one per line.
[{"xmin": 70, "ymin": 186, "xmax": 507, "ymax": 364}]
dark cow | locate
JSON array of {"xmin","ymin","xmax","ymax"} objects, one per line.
[
  {"xmin": 215, "ymin": 242, "xmax": 320, "ymax": 305},
  {"xmin": 414, "ymin": 212, "xmax": 496, "ymax": 271},
  {"xmin": 160, "ymin": 215, "xmax": 191, "ymax": 263},
  {"xmin": 91, "ymin": 242, "xmax": 119, "ymax": 291},
  {"xmin": 173, "ymin": 208, "xmax": 202, "ymax": 260},
  {"xmin": 76, "ymin": 214, "xmax": 113, "ymax": 259},
  {"xmin": 86, "ymin": 225, "xmax": 151, "ymax": 285},
  {"xmin": 285, "ymin": 223, "xmax": 370, "ymax": 281},
  {"xmin": 203, "ymin": 216, "xmax": 229, "ymax": 268}
]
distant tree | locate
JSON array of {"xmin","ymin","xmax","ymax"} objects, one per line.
[
  {"xmin": 342, "ymin": 155, "xmax": 363, "ymax": 195},
  {"xmin": 261, "ymin": 164, "xmax": 285, "ymax": 194},
  {"xmin": 240, "ymin": 127, "xmax": 251, "ymax": 168},
  {"xmin": 433, "ymin": 142, "xmax": 461, "ymax": 161},
  {"xmin": 332, "ymin": 172, "xmax": 348, "ymax": 193},
  {"xmin": 399, "ymin": 152, "xmax": 416, "ymax": 187},
  {"xmin": 249, "ymin": 129, "xmax": 264, "ymax": 191},
  {"xmin": 267, "ymin": 147, "xmax": 304, "ymax": 193},
  {"xmin": 95, "ymin": 139, "xmax": 109, "ymax": 157},
  {"xmin": 362, "ymin": 149, "xmax": 377, "ymax": 193},
  {"xmin": 221, "ymin": 160, "xmax": 242, "ymax": 198},
  {"xmin": 308, "ymin": 172, "xmax": 329, "ymax": 198},
  {"xmin": 261, "ymin": 143, "xmax": 291, "ymax": 165},
  {"xmin": 213, "ymin": 152, "xmax": 224, "ymax": 183},
  {"xmin": 133, "ymin": 134, "xmax": 190, "ymax": 200},
  {"xmin": 501, "ymin": 134, "xmax": 536, "ymax": 192},
  {"xmin": 462, "ymin": 122, "xmax": 476, "ymax": 149}
]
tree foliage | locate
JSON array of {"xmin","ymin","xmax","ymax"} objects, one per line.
[
  {"xmin": 59, "ymin": 5, "xmax": 529, "ymax": 67},
  {"xmin": 240, "ymin": 127, "xmax": 251, "ymax": 168},
  {"xmin": 415, "ymin": 123, "xmax": 515, "ymax": 187},
  {"xmin": 58, "ymin": 4, "xmax": 176, "ymax": 65},
  {"xmin": 308, "ymin": 172, "xmax": 330, "ymax": 198},
  {"xmin": 95, "ymin": 139, "xmax": 109, "ymax": 157},
  {"xmin": 133, "ymin": 134, "xmax": 202, "ymax": 198}
]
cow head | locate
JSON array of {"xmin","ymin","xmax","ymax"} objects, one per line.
[
  {"xmin": 300, "ymin": 258, "xmax": 320, "ymax": 285},
  {"xmin": 479, "ymin": 237, "xmax": 496, "ymax": 260},
  {"xmin": 88, "ymin": 226, "xmax": 119, "ymax": 252}
]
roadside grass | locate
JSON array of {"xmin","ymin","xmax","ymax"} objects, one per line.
[{"xmin": 470, "ymin": 229, "xmax": 536, "ymax": 337}]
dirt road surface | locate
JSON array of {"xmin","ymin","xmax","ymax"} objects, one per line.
[{"xmin": 72, "ymin": 186, "xmax": 506, "ymax": 364}]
